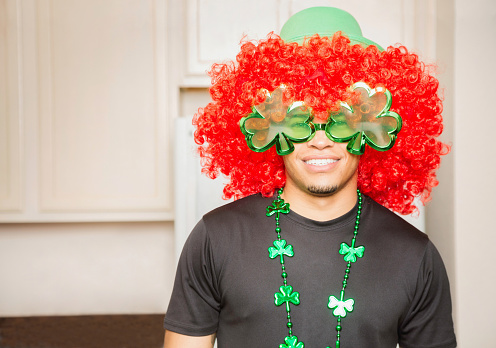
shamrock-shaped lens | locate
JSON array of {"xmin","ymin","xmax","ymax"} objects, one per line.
[
  {"xmin": 240, "ymin": 82, "xmax": 402, "ymax": 156},
  {"xmin": 240, "ymin": 86, "xmax": 315, "ymax": 155},
  {"xmin": 326, "ymin": 82, "xmax": 402, "ymax": 155}
]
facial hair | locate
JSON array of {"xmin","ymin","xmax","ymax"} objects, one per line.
[{"xmin": 307, "ymin": 185, "xmax": 338, "ymax": 196}]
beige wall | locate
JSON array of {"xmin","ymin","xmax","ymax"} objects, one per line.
[
  {"xmin": 453, "ymin": 0, "xmax": 496, "ymax": 345},
  {"xmin": 429, "ymin": 0, "xmax": 496, "ymax": 345},
  {"xmin": 426, "ymin": 0, "xmax": 456, "ymax": 332},
  {"xmin": 0, "ymin": 222, "xmax": 175, "ymax": 316},
  {"xmin": 0, "ymin": 0, "xmax": 175, "ymax": 316}
]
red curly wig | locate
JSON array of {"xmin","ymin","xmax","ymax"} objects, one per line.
[{"xmin": 193, "ymin": 33, "xmax": 449, "ymax": 215}]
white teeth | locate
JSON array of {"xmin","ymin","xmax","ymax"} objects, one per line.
[{"xmin": 305, "ymin": 159, "xmax": 337, "ymax": 166}]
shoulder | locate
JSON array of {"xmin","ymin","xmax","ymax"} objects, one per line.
[
  {"xmin": 195, "ymin": 193, "xmax": 275, "ymax": 248},
  {"xmin": 184, "ymin": 194, "xmax": 276, "ymax": 284},
  {"xmin": 359, "ymin": 195, "xmax": 432, "ymax": 272},
  {"xmin": 362, "ymin": 195, "xmax": 428, "ymax": 243},
  {"xmin": 202, "ymin": 193, "xmax": 273, "ymax": 228}
]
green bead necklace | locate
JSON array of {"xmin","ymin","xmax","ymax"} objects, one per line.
[{"xmin": 266, "ymin": 189, "xmax": 364, "ymax": 348}]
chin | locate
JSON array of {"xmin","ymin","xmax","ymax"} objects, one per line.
[{"xmin": 307, "ymin": 185, "xmax": 338, "ymax": 195}]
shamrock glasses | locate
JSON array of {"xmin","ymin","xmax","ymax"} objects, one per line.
[{"xmin": 239, "ymin": 82, "xmax": 402, "ymax": 156}]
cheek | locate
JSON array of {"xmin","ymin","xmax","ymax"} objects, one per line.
[
  {"xmin": 336, "ymin": 144, "xmax": 359, "ymax": 168},
  {"xmin": 282, "ymin": 151, "xmax": 304, "ymax": 182},
  {"xmin": 282, "ymin": 153, "xmax": 296, "ymax": 173},
  {"xmin": 348, "ymin": 154, "xmax": 360, "ymax": 172},
  {"xmin": 282, "ymin": 144, "xmax": 302, "ymax": 168}
]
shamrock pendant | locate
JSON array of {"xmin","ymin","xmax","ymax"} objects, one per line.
[
  {"xmin": 279, "ymin": 335, "xmax": 305, "ymax": 348},
  {"xmin": 328, "ymin": 296, "xmax": 355, "ymax": 318},
  {"xmin": 339, "ymin": 242, "xmax": 365, "ymax": 263},
  {"xmin": 269, "ymin": 239, "xmax": 294, "ymax": 263},
  {"xmin": 274, "ymin": 285, "xmax": 301, "ymax": 312}
]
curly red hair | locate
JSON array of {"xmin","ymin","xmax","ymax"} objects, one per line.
[{"xmin": 193, "ymin": 33, "xmax": 449, "ymax": 215}]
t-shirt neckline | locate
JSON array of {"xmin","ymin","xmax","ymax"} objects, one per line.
[{"xmin": 282, "ymin": 195, "xmax": 363, "ymax": 232}]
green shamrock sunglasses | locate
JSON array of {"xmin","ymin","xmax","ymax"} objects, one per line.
[{"xmin": 239, "ymin": 82, "xmax": 402, "ymax": 156}]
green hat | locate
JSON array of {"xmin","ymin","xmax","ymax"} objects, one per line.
[{"xmin": 280, "ymin": 7, "xmax": 384, "ymax": 51}]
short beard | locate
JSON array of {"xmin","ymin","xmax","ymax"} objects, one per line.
[{"xmin": 307, "ymin": 185, "xmax": 338, "ymax": 196}]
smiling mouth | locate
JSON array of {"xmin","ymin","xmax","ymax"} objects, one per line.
[{"xmin": 304, "ymin": 159, "xmax": 338, "ymax": 166}]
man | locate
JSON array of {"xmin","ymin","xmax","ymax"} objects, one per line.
[{"xmin": 163, "ymin": 7, "xmax": 456, "ymax": 348}]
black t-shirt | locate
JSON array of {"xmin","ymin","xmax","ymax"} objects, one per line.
[{"xmin": 164, "ymin": 194, "xmax": 456, "ymax": 348}]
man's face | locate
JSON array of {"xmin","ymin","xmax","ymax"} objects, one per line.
[{"xmin": 282, "ymin": 128, "xmax": 360, "ymax": 197}]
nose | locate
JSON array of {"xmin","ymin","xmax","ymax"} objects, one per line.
[{"xmin": 307, "ymin": 125, "xmax": 335, "ymax": 149}]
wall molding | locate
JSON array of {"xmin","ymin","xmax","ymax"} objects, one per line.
[
  {"xmin": 0, "ymin": 0, "xmax": 23, "ymax": 213},
  {"xmin": 36, "ymin": 0, "xmax": 171, "ymax": 213}
]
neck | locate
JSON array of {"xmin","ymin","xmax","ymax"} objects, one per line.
[{"xmin": 281, "ymin": 177, "xmax": 358, "ymax": 222}]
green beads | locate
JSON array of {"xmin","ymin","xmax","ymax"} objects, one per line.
[
  {"xmin": 267, "ymin": 192, "xmax": 303, "ymax": 346},
  {"xmin": 267, "ymin": 189, "xmax": 364, "ymax": 348},
  {"xmin": 327, "ymin": 189, "xmax": 363, "ymax": 348}
]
